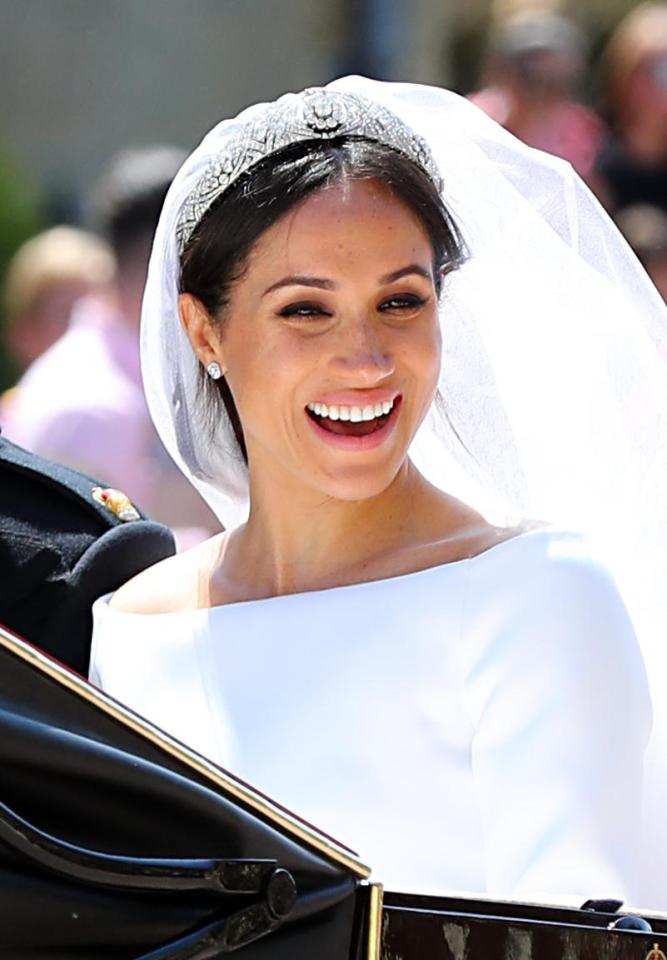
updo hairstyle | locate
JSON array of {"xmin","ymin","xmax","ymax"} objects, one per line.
[{"xmin": 179, "ymin": 137, "xmax": 465, "ymax": 461}]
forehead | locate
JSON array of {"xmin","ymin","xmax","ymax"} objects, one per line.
[{"xmin": 244, "ymin": 178, "xmax": 432, "ymax": 281}]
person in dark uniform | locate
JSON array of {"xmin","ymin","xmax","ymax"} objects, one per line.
[{"xmin": 0, "ymin": 431, "xmax": 175, "ymax": 675}]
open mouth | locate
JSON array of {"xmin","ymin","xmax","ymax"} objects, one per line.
[{"xmin": 306, "ymin": 395, "xmax": 402, "ymax": 438}]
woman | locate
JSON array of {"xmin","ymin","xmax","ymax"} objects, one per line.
[{"xmin": 90, "ymin": 78, "xmax": 667, "ymax": 906}]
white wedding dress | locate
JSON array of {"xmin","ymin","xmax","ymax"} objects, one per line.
[{"xmin": 90, "ymin": 527, "xmax": 649, "ymax": 905}]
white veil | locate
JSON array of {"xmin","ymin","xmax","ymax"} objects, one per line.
[{"xmin": 141, "ymin": 76, "xmax": 667, "ymax": 908}]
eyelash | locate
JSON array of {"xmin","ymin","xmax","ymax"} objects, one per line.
[
  {"xmin": 277, "ymin": 294, "xmax": 428, "ymax": 318},
  {"xmin": 278, "ymin": 303, "xmax": 329, "ymax": 318},
  {"xmin": 380, "ymin": 295, "xmax": 427, "ymax": 312}
]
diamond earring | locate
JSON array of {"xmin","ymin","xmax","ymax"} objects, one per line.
[{"xmin": 207, "ymin": 361, "xmax": 223, "ymax": 380}]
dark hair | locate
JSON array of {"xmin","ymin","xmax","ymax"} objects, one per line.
[
  {"xmin": 179, "ymin": 137, "xmax": 465, "ymax": 461},
  {"xmin": 91, "ymin": 146, "xmax": 186, "ymax": 267}
]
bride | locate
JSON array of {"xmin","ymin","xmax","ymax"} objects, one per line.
[{"xmin": 90, "ymin": 78, "xmax": 667, "ymax": 907}]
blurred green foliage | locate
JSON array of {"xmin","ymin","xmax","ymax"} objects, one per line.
[{"xmin": 0, "ymin": 147, "xmax": 44, "ymax": 392}]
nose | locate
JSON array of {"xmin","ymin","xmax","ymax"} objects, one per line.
[{"xmin": 329, "ymin": 315, "xmax": 395, "ymax": 384}]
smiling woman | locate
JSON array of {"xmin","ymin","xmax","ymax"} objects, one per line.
[
  {"xmin": 177, "ymin": 137, "xmax": 462, "ymax": 475},
  {"xmin": 178, "ymin": 168, "xmax": 453, "ymax": 512},
  {"xmin": 89, "ymin": 79, "xmax": 667, "ymax": 909}
]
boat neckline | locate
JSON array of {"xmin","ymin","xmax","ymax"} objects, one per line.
[{"xmin": 98, "ymin": 526, "xmax": 576, "ymax": 619}]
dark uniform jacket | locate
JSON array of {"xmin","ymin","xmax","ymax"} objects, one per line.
[{"xmin": 0, "ymin": 434, "xmax": 175, "ymax": 675}]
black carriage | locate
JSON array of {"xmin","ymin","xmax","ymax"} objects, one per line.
[{"xmin": 1, "ymin": 622, "xmax": 666, "ymax": 960}]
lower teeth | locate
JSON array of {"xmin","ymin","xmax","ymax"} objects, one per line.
[{"xmin": 312, "ymin": 413, "xmax": 388, "ymax": 436}]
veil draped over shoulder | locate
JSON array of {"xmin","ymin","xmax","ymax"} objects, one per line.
[{"xmin": 141, "ymin": 76, "xmax": 667, "ymax": 908}]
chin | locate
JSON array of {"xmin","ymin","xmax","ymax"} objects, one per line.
[{"xmin": 313, "ymin": 462, "xmax": 405, "ymax": 504}]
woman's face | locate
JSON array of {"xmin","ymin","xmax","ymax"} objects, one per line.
[{"xmin": 184, "ymin": 177, "xmax": 442, "ymax": 504}]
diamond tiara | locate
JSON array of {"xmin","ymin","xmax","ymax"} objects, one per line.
[{"xmin": 175, "ymin": 87, "xmax": 443, "ymax": 256}]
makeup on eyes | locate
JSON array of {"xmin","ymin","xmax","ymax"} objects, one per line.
[{"xmin": 276, "ymin": 292, "xmax": 430, "ymax": 320}]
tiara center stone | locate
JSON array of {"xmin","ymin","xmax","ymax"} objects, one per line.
[{"xmin": 303, "ymin": 90, "xmax": 344, "ymax": 134}]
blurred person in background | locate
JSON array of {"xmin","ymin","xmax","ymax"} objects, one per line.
[
  {"xmin": 2, "ymin": 147, "xmax": 218, "ymax": 544},
  {"xmin": 470, "ymin": 12, "xmax": 604, "ymax": 182},
  {"xmin": 616, "ymin": 203, "xmax": 667, "ymax": 303},
  {"xmin": 596, "ymin": 2, "xmax": 667, "ymax": 213},
  {"xmin": 1, "ymin": 226, "xmax": 114, "ymax": 378}
]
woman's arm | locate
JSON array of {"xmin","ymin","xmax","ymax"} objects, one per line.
[{"xmin": 461, "ymin": 531, "xmax": 650, "ymax": 905}]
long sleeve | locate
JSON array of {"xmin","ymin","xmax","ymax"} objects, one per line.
[{"xmin": 460, "ymin": 530, "xmax": 651, "ymax": 904}]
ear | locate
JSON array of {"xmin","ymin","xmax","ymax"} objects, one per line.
[{"xmin": 178, "ymin": 294, "xmax": 227, "ymax": 374}]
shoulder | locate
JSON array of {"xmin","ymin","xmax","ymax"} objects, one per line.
[
  {"xmin": 107, "ymin": 534, "xmax": 222, "ymax": 615},
  {"xmin": 421, "ymin": 524, "xmax": 635, "ymax": 635},
  {"xmin": 460, "ymin": 527, "xmax": 650, "ymax": 736},
  {"xmin": 468, "ymin": 525, "xmax": 619, "ymax": 594},
  {"xmin": 0, "ymin": 435, "xmax": 175, "ymax": 672},
  {"xmin": 462, "ymin": 526, "xmax": 646, "ymax": 689},
  {"xmin": 462, "ymin": 526, "xmax": 643, "ymax": 668}
]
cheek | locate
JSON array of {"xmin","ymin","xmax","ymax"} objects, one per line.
[
  {"xmin": 420, "ymin": 344, "xmax": 442, "ymax": 412},
  {"xmin": 223, "ymin": 326, "xmax": 314, "ymax": 424},
  {"xmin": 426, "ymin": 318, "xmax": 443, "ymax": 375},
  {"xmin": 400, "ymin": 314, "xmax": 442, "ymax": 395}
]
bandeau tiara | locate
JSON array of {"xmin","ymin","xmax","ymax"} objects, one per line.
[{"xmin": 175, "ymin": 87, "xmax": 443, "ymax": 256}]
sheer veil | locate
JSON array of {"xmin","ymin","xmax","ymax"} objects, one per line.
[{"xmin": 141, "ymin": 76, "xmax": 667, "ymax": 907}]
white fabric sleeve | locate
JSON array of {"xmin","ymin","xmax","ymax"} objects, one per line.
[
  {"xmin": 461, "ymin": 532, "xmax": 651, "ymax": 905},
  {"xmin": 88, "ymin": 595, "xmax": 113, "ymax": 688},
  {"xmin": 88, "ymin": 596, "xmax": 230, "ymax": 764}
]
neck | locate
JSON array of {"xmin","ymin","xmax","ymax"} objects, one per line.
[{"xmin": 222, "ymin": 458, "xmax": 440, "ymax": 599}]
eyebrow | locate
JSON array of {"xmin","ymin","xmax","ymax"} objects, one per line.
[
  {"xmin": 262, "ymin": 275, "xmax": 334, "ymax": 297},
  {"xmin": 380, "ymin": 264, "xmax": 432, "ymax": 284},
  {"xmin": 262, "ymin": 264, "xmax": 432, "ymax": 298}
]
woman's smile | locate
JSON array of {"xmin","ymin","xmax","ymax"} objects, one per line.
[{"xmin": 305, "ymin": 393, "xmax": 403, "ymax": 448}]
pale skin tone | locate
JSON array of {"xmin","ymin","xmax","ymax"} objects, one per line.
[{"xmin": 112, "ymin": 178, "xmax": 522, "ymax": 614}]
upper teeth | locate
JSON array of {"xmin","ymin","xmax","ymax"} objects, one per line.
[{"xmin": 307, "ymin": 399, "xmax": 395, "ymax": 421}]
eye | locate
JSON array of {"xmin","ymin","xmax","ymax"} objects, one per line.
[
  {"xmin": 378, "ymin": 294, "xmax": 428, "ymax": 312},
  {"xmin": 277, "ymin": 302, "xmax": 331, "ymax": 319}
]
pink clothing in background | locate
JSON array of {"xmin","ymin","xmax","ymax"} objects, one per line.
[
  {"xmin": 2, "ymin": 296, "xmax": 218, "ymax": 545},
  {"xmin": 1, "ymin": 296, "xmax": 157, "ymax": 507},
  {"xmin": 470, "ymin": 88, "xmax": 604, "ymax": 181}
]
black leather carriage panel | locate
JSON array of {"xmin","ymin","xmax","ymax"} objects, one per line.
[{"xmin": 0, "ymin": 629, "xmax": 366, "ymax": 959}]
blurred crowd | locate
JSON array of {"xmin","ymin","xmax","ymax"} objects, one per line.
[
  {"xmin": 0, "ymin": 147, "xmax": 218, "ymax": 546},
  {"xmin": 2, "ymin": 1, "xmax": 667, "ymax": 542},
  {"xmin": 470, "ymin": 2, "xmax": 667, "ymax": 300}
]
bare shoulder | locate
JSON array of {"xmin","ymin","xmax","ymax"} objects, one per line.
[{"xmin": 109, "ymin": 534, "xmax": 223, "ymax": 614}]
